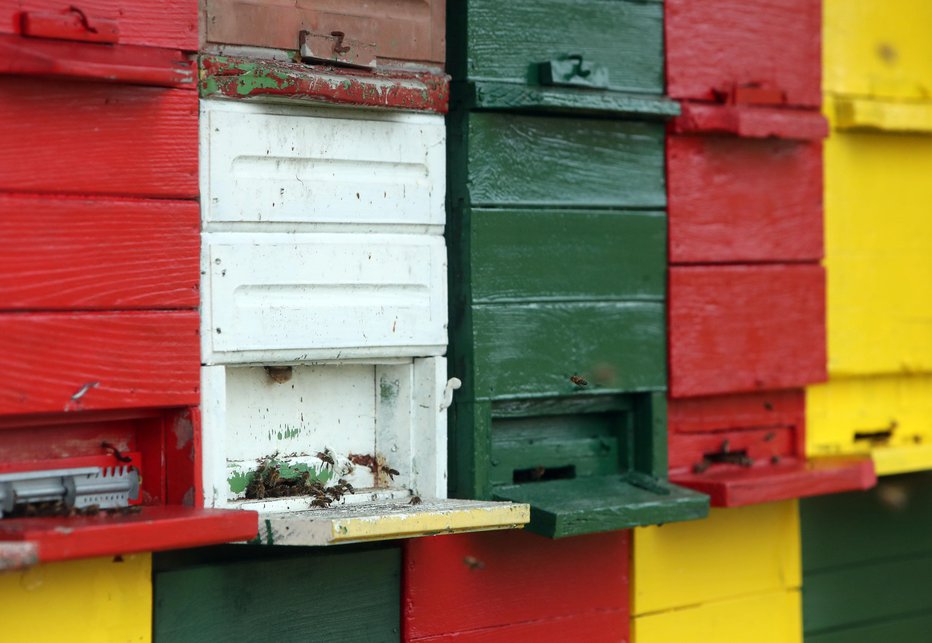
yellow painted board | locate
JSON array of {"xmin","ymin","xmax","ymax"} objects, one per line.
[
  {"xmin": 0, "ymin": 554, "xmax": 151, "ymax": 643},
  {"xmin": 807, "ymin": 375, "xmax": 932, "ymax": 475},
  {"xmin": 632, "ymin": 501, "xmax": 800, "ymax": 616},
  {"xmin": 824, "ymin": 0, "xmax": 932, "ymax": 100},
  {"xmin": 258, "ymin": 499, "xmax": 530, "ymax": 546},
  {"xmin": 834, "ymin": 96, "xmax": 932, "ymax": 133},
  {"xmin": 633, "ymin": 589, "xmax": 802, "ymax": 643},
  {"xmin": 823, "ymin": 99, "xmax": 932, "ymax": 376}
]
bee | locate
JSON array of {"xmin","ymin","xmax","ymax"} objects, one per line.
[
  {"xmin": 763, "ymin": 432, "xmax": 776, "ymax": 442},
  {"xmin": 338, "ymin": 479, "xmax": 355, "ymax": 494},
  {"xmin": 720, "ymin": 439, "xmax": 730, "ymax": 453},
  {"xmin": 381, "ymin": 465, "xmax": 400, "ymax": 480},
  {"xmin": 529, "ymin": 465, "xmax": 547, "ymax": 481},
  {"xmin": 311, "ymin": 497, "xmax": 331, "ymax": 508},
  {"xmin": 463, "ymin": 556, "xmax": 485, "ymax": 571},
  {"xmin": 569, "ymin": 375, "xmax": 589, "ymax": 388},
  {"xmin": 770, "ymin": 455, "xmax": 781, "ymax": 465},
  {"xmin": 316, "ymin": 450, "xmax": 335, "ymax": 466},
  {"xmin": 409, "ymin": 495, "xmax": 422, "ymax": 506},
  {"xmin": 101, "ymin": 441, "xmax": 133, "ymax": 463},
  {"xmin": 692, "ymin": 459, "xmax": 710, "ymax": 474}
]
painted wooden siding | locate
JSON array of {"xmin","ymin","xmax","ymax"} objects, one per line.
[
  {"xmin": 404, "ymin": 530, "xmax": 629, "ymax": 641},
  {"xmin": 633, "ymin": 501, "xmax": 802, "ymax": 643},
  {"xmin": 802, "ymin": 472, "xmax": 932, "ymax": 642},
  {"xmin": 0, "ymin": 554, "xmax": 151, "ymax": 643}
]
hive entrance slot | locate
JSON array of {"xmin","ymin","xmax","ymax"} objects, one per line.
[{"xmin": 513, "ymin": 465, "xmax": 576, "ymax": 484}]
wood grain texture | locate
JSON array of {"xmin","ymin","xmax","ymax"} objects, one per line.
[
  {"xmin": 472, "ymin": 302, "xmax": 665, "ymax": 399},
  {"xmin": 667, "ymin": 136, "xmax": 823, "ymax": 264},
  {"xmin": 671, "ymin": 103, "xmax": 827, "ymax": 140},
  {"xmin": 669, "ymin": 426, "xmax": 795, "ymax": 470},
  {"xmin": 470, "ymin": 209, "xmax": 665, "ymax": 302},
  {"xmin": 205, "ymin": 0, "xmax": 444, "ymax": 66},
  {"xmin": 403, "ymin": 529, "xmax": 629, "ymax": 640},
  {"xmin": 669, "ymin": 389, "xmax": 805, "ymax": 434},
  {"xmin": 665, "ymin": 0, "xmax": 820, "ymax": 107},
  {"xmin": 0, "ymin": 194, "xmax": 198, "ymax": 309},
  {"xmin": 0, "ymin": 311, "xmax": 199, "ymax": 415},
  {"xmin": 155, "ymin": 545, "xmax": 400, "ymax": 643},
  {"xmin": 669, "ymin": 265, "xmax": 826, "ymax": 398},
  {"xmin": 807, "ymin": 613, "xmax": 932, "ymax": 643},
  {"xmin": 0, "ymin": 0, "xmax": 197, "ymax": 49},
  {"xmin": 462, "ymin": 81, "xmax": 678, "ymax": 117},
  {"xmin": 0, "ymin": 78, "xmax": 197, "ymax": 199},
  {"xmin": 457, "ymin": 0, "xmax": 662, "ymax": 94},
  {"xmin": 465, "ymin": 113, "xmax": 665, "ymax": 208}
]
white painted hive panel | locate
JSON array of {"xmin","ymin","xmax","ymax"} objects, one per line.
[
  {"xmin": 202, "ymin": 102, "xmax": 445, "ymax": 227},
  {"xmin": 203, "ymin": 232, "xmax": 447, "ymax": 361}
]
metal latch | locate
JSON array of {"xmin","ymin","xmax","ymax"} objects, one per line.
[
  {"xmin": 20, "ymin": 7, "xmax": 120, "ymax": 44},
  {"xmin": 299, "ymin": 30, "xmax": 377, "ymax": 69},
  {"xmin": 538, "ymin": 54, "xmax": 610, "ymax": 90},
  {"xmin": 0, "ymin": 465, "xmax": 140, "ymax": 517},
  {"xmin": 713, "ymin": 82, "xmax": 786, "ymax": 107}
]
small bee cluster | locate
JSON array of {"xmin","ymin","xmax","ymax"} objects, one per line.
[
  {"xmin": 8, "ymin": 500, "xmax": 142, "ymax": 519},
  {"xmin": 348, "ymin": 453, "xmax": 400, "ymax": 484},
  {"xmin": 243, "ymin": 450, "xmax": 359, "ymax": 509},
  {"xmin": 692, "ymin": 439, "xmax": 758, "ymax": 474}
]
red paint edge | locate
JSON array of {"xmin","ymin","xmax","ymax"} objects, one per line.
[{"xmin": 671, "ymin": 102, "xmax": 828, "ymax": 140}]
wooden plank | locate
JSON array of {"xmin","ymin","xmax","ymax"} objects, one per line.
[
  {"xmin": 669, "ymin": 426, "xmax": 796, "ymax": 471},
  {"xmin": 672, "ymin": 456, "xmax": 874, "ymax": 507},
  {"xmin": 407, "ymin": 612, "xmax": 627, "ymax": 643},
  {"xmin": 807, "ymin": 611, "xmax": 932, "ymax": 643},
  {"xmin": 472, "ymin": 301, "xmax": 665, "ymax": 399},
  {"xmin": 0, "ymin": 507, "xmax": 257, "ymax": 563},
  {"xmin": 669, "ymin": 390, "xmax": 805, "ymax": 434},
  {"xmin": 154, "ymin": 545, "xmax": 400, "ymax": 643},
  {"xmin": 492, "ymin": 476, "xmax": 708, "ymax": 537},
  {"xmin": 202, "ymin": 102, "xmax": 445, "ymax": 227},
  {"xmin": 822, "ymin": 120, "xmax": 932, "ymax": 376},
  {"xmin": 205, "ymin": 0, "xmax": 444, "ymax": 66},
  {"xmin": 0, "ymin": 78, "xmax": 196, "ymax": 199},
  {"xmin": 804, "ymin": 555, "xmax": 932, "ymax": 634},
  {"xmin": 0, "ymin": 311, "xmax": 199, "ymax": 415},
  {"xmin": 670, "ymin": 103, "xmax": 827, "ymax": 140},
  {"xmin": 0, "ymin": 0, "xmax": 196, "ymax": 50},
  {"xmin": 462, "ymin": 81, "xmax": 678, "ymax": 117},
  {"xmin": 801, "ymin": 471, "xmax": 932, "ymax": 572},
  {"xmin": 456, "ymin": 0, "xmax": 663, "ymax": 95},
  {"xmin": 667, "ymin": 136, "xmax": 822, "ymax": 263},
  {"xmin": 0, "ymin": 554, "xmax": 152, "ymax": 642},
  {"xmin": 834, "ymin": 97, "xmax": 932, "ymax": 134},
  {"xmin": 806, "ymin": 375, "xmax": 932, "ymax": 474},
  {"xmin": 634, "ymin": 590, "xmax": 802, "ymax": 643},
  {"xmin": 669, "ymin": 265, "xmax": 826, "ymax": 398},
  {"xmin": 666, "ymin": 0, "xmax": 820, "ymax": 107},
  {"xmin": 465, "ymin": 113, "xmax": 665, "ymax": 208},
  {"xmin": 403, "ymin": 529, "xmax": 629, "ymax": 640},
  {"xmin": 0, "ymin": 194, "xmax": 198, "ymax": 310},
  {"xmin": 470, "ymin": 209, "xmax": 665, "ymax": 303},
  {"xmin": 823, "ymin": 0, "xmax": 932, "ymax": 100},
  {"xmin": 633, "ymin": 501, "xmax": 800, "ymax": 614},
  {"xmin": 202, "ymin": 233, "xmax": 447, "ymax": 362}
]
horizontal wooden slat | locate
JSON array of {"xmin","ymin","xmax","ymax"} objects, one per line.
[
  {"xmin": 0, "ymin": 78, "xmax": 197, "ymax": 198},
  {"xmin": 403, "ymin": 529, "xmax": 629, "ymax": 640},
  {"xmin": 801, "ymin": 472, "xmax": 932, "ymax": 572},
  {"xmin": 0, "ymin": 194, "xmax": 198, "ymax": 309},
  {"xmin": 470, "ymin": 209, "xmax": 665, "ymax": 302},
  {"xmin": 669, "ymin": 426, "xmax": 796, "ymax": 470},
  {"xmin": 155, "ymin": 545, "xmax": 399, "ymax": 643},
  {"xmin": 465, "ymin": 113, "xmax": 665, "ymax": 208},
  {"xmin": 0, "ymin": 0, "xmax": 197, "ymax": 50},
  {"xmin": 807, "ymin": 611, "xmax": 932, "ymax": 643},
  {"xmin": 669, "ymin": 389, "xmax": 805, "ymax": 434},
  {"xmin": 667, "ymin": 136, "xmax": 822, "ymax": 263},
  {"xmin": 459, "ymin": 0, "xmax": 663, "ymax": 94},
  {"xmin": 665, "ymin": 0, "xmax": 820, "ymax": 107},
  {"xmin": 669, "ymin": 264, "xmax": 826, "ymax": 398},
  {"xmin": 472, "ymin": 302, "xmax": 665, "ymax": 399},
  {"xmin": 0, "ymin": 311, "xmax": 199, "ymax": 415}
]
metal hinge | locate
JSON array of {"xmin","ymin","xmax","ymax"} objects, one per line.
[{"xmin": 0, "ymin": 465, "xmax": 140, "ymax": 517}]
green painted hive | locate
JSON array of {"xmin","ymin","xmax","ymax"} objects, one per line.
[{"xmin": 446, "ymin": 0, "xmax": 708, "ymax": 538}]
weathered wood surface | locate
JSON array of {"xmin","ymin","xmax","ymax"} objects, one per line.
[
  {"xmin": 453, "ymin": 0, "xmax": 663, "ymax": 95},
  {"xmin": 669, "ymin": 389, "xmax": 805, "ymax": 434},
  {"xmin": 0, "ymin": 78, "xmax": 197, "ymax": 198},
  {"xmin": 205, "ymin": 0, "xmax": 444, "ymax": 66},
  {"xmin": 667, "ymin": 136, "xmax": 822, "ymax": 263},
  {"xmin": 404, "ymin": 530, "xmax": 629, "ymax": 641},
  {"xmin": 0, "ymin": 311, "xmax": 199, "ymax": 415},
  {"xmin": 0, "ymin": 194, "xmax": 198, "ymax": 309},
  {"xmin": 666, "ymin": 0, "xmax": 820, "ymax": 107},
  {"xmin": 155, "ymin": 545, "xmax": 400, "ymax": 643},
  {"xmin": 0, "ymin": 0, "xmax": 197, "ymax": 49},
  {"xmin": 465, "ymin": 113, "xmax": 665, "ymax": 208},
  {"xmin": 669, "ymin": 265, "xmax": 826, "ymax": 398}
]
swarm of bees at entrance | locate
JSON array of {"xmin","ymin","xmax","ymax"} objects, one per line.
[
  {"xmin": 8, "ymin": 500, "xmax": 142, "ymax": 519},
  {"xmin": 244, "ymin": 451, "xmax": 357, "ymax": 509}
]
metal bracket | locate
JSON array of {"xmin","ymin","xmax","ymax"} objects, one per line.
[
  {"xmin": 0, "ymin": 465, "xmax": 140, "ymax": 517},
  {"xmin": 538, "ymin": 54, "xmax": 610, "ymax": 90},
  {"xmin": 299, "ymin": 30, "xmax": 377, "ymax": 69}
]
